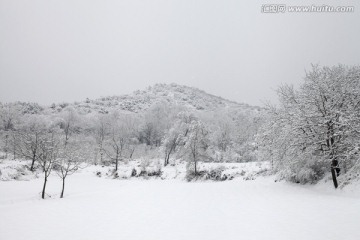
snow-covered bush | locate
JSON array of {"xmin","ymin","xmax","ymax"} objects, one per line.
[
  {"xmin": 186, "ymin": 165, "xmax": 236, "ymax": 181},
  {"xmin": 204, "ymin": 166, "xmax": 228, "ymax": 181},
  {"xmin": 0, "ymin": 160, "xmax": 39, "ymax": 181},
  {"xmin": 137, "ymin": 158, "xmax": 162, "ymax": 177},
  {"xmin": 338, "ymin": 159, "xmax": 360, "ymax": 188},
  {"xmin": 185, "ymin": 169, "xmax": 206, "ymax": 182},
  {"xmin": 268, "ymin": 149, "xmax": 327, "ymax": 184},
  {"xmin": 139, "ymin": 158, "xmax": 150, "ymax": 173},
  {"xmin": 276, "ymin": 166, "xmax": 323, "ymax": 184}
]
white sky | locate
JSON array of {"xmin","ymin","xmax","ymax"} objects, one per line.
[{"xmin": 1, "ymin": 0, "xmax": 359, "ymax": 106}]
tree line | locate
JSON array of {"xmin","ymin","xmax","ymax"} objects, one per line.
[{"xmin": 0, "ymin": 100, "xmax": 261, "ymax": 198}]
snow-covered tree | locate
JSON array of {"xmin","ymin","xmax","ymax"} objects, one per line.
[
  {"xmin": 138, "ymin": 101, "xmax": 180, "ymax": 147},
  {"xmin": 92, "ymin": 114, "xmax": 110, "ymax": 164},
  {"xmin": 37, "ymin": 128, "xmax": 61, "ymax": 199},
  {"xmin": 104, "ymin": 112, "xmax": 137, "ymax": 171},
  {"xmin": 55, "ymin": 139, "xmax": 88, "ymax": 198},
  {"xmin": 0, "ymin": 103, "xmax": 22, "ymax": 158},
  {"xmin": 0, "ymin": 103, "xmax": 22, "ymax": 131},
  {"xmin": 184, "ymin": 120, "xmax": 210, "ymax": 175},
  {"xmin": 56, "ymin": 107, "xmax": 81, "ymax": 146},
  {"xmin": 258, "ymin": 65, "xmax": 360, "ymax": 187},
  {"xmin": 15, "ymin": 115, "xmax": 50, "ymax": 171},
  {"xmin": 161, "ymin": 127, "xmax": 183, "ymax": 166},
  {"xmin": 161, "ymin": 111, "xmax": 198, "ymax": 166}
]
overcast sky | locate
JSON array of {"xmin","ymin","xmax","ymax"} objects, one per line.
[{"xmin": 1, "ymin": 0, "xmax": 359, "ymax": 106}]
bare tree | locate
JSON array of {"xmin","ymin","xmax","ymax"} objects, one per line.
[
  {"xmin": 104, "ymin": 112, "xmax": 136, "ymax": 171},
  {"xmin": 127, "ymin": 138, "xmax": 138, "ymax": 159},
  {"xmin": 138, "ymin": 102, "xmax": 179, "ymax": 146},
  {"xmin": 161, "ymin": 111, "xmax": 196, "ymax": 166},
  {"xmin": 184, "ymin": 120, "xmax": 209, "ymax": 175},
  {"xmin": 16, "ymin": 115, "xmax": 49, "ymax": 171},
  {"xmin": 57, "ymin": 107, "xmax": 80, "ymax": 146},
  {"xmin": 93, "ymin": 114, "xmax": 109, "ymax": 164},
  {"xmin": 162, "ymin": 128, "xmax": 182, "ymax": 166},
  {"xmin": 37, "ymin": 131, "xmax": 60, "ymax": 199},
  {"xmin": 56, "ymin": 141, "xmax": 86, "ymax": 198}
]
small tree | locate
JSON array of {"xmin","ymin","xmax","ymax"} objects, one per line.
[
  {"xmin": 93, "ymin": 114, "xmax": 109, "ymax": 164},
  {"xmin": 104, "ymin": 112, "xmax": 136, "ymax": 171},
  {"xmin": 184, "ymin": 120, "xmax": 209, "ymax": 175},
  {"xmin": 162, "ymin": 127, "xmax": 182, "ymax": 166},
  {"xmin": 37, "ymin": 131, "xmax": 60, "ymax": 199},
  {"xmin": 161, "ymin": 111, "xmax": 195, "ymax": 166},
  {"xmin": 56, "ymin": 142, "xmax": 85, "ymax": 198},
  {"xmin": 16, "ymin": 115, "xmax": 48, "ymax": 171},
  {"xmin": 57, "ymin": 107, "xmax": 80, "ymax": 146}
]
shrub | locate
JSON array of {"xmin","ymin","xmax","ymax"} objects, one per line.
[
  {"xmin": 186, "ymin": 166, "xmax": 230, "ymax": 181},
  {"xmin": 185, "ymin": 170, "xmax": 207, "ymax": 182},
  {"xmin": 276, "ymin": 158, "xmax": 326, "ymax": 184},
  {"xmin": 137, "ymin": 158, "xmax": 162, "ymax": 178},
  {"xmin": 205, "ymin": 166, "xmax": 227, "ymax": 181}
]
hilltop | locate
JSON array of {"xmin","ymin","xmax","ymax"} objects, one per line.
[{"xmin": 48, "ymin": 83, "xmax": 262, "ymax": 115}]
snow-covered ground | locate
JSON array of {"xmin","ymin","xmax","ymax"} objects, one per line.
[{"xmin": 1, "ymin": 161, "xmax": 360, "ymax": 240}]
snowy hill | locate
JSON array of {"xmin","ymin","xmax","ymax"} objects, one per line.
[{"xmin": 48, "ymin": 83, "xmax": 262, "ymax": 114}]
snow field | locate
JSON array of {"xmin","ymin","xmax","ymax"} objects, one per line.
[{"xmin": 1, "ymin": 164, "xmax": 360, "ymax": 240}]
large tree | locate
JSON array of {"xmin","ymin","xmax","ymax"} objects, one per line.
[{"xmin": 259, "ymin": 65, "xmax": 360, "ymax": 187}]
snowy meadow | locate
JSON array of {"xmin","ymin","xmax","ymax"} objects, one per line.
[{"xmin": 1, "ymin": 160, "xmax": 360, "ymax": 240}]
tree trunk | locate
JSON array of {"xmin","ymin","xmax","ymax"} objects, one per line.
[
  {"xmin": 331, "ymin": 158, "xmax": 340, "ymax": 189},
  {"xmin": 129, "ymin": 148, "xmax": 134, "ymax": 159},
  {"xmin": 343, "ymin": 160, "xmax": 347, "ymax": 174},
  {"xmin": 164, "ymin": 152, "xmax": 170, "ymax": 166},
  {"xmin": 331, "ymin": 167, "xmax": 338, "ymax": 189},
  {"xmin": 4, "ymin": 134, "xmax": 8, "ymax": 159},
  {"xmin": 42, "ymin": 174, "xmax": 48, "ymax": 199},
  {"xmin": 99, "ymin": 142, "xmax": 104, "ymax": 164},
  {"xmin": 30, "ymin": 155, "xmax": 36, "ymax": 171},
  {"xmin": 60, "ymin": 177, "xmax": 65, "ymax": 198},
  {"xmin": 194, "ymin": 161, "xmax": 197, "ymax": 175},
  {"xmin": 13, "ymin": 141, "xmax": 16, "ymax": 160},
  {"xmin": 165, "ymin": 145, "xmax": 175, "ymax": 166}
]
